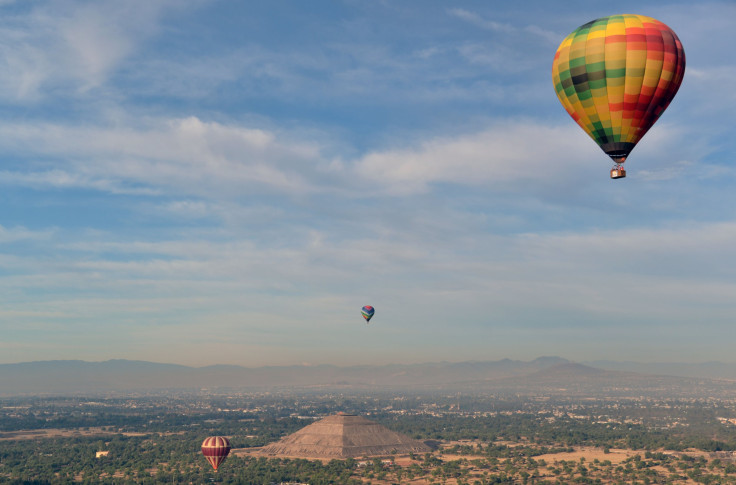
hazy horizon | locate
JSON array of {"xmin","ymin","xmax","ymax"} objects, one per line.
[
  {"xmin": 1, "ymin": 1, "xmax": 735, "ymax": 367},
  {"xmin": 5, "ymin": 355, "xmax": 736, "ymax": 368}
]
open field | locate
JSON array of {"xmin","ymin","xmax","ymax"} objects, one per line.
[
  {"xmin": 0, "ymin": 427, "xmax": 141, "ymax": 441},
  {"xmin": 536, "ymin": 445, "xmax": 635, "ymax": 464},
  {"xmin": 0, "ymin": 427, "xmax": 172, "ymax": 441}
]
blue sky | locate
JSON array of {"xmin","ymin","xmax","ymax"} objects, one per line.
[{"xmin": 1, "ymin": 0, "xmax": 735, "ymax": 366}]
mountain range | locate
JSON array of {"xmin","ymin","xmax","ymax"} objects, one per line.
[{"xmin": 2, "ymin": 357, "xmax": 736, "ymax": 396}]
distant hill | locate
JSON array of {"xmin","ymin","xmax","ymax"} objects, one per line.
[
  {"xmin": 0, "ymin": 357, "xmax": 568, "ymax": 395},
  {"xmin": 2, "ymin": 356, "xmax": 736, "ymax": 396},
  {"xmin": 586, "ymin": 360, "xmax": 736, "ymax": 381}
]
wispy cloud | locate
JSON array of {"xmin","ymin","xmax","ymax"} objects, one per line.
[
  {"xmin": 355, "ymin": 121, "xmax": 625, "ymax": 195},
  {"xmin": 0, "ymin": 0, "xmax": 194, "ymax": 99},
  {"xmin": 0, "ymin": 112, "xmax": 708, "ymax": 206},
  {"xmin": 448, "ymin": 8, "xmax": 518, "ymax": 34},
  {"xmin": 0, "ymin": 116, "xmax": 329, "ymax": 197},
  {"xmin": 448, "ymin": 8, "xmax": 559, "ymax": 43},
  {"xmin": 2, "ymin": 217, "xmax": 736, "ymax": 333},
  {"xmin": 0, "ymin": 224, "xmax": 53, "ymax": 243}
]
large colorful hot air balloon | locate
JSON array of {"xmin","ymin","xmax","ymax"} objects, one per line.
[
  {"xmin": 361, "ymin": 305, "xmax": 375, "ymax": 324},
  {"xmin": 201, "ymin": 436, "xmax": 231, "ymax": 471},
  {"xmin": 551, "ymin": 14, "xmax": 685, "ymax": 179}
]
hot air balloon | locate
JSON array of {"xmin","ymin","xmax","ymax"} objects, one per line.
[
  {"xmin": 361, "ymin": 305, "xmax": 375, "ymax": 324},
  {"xmin": 551, "ymin": 14, "xmax": 685, "ymax": 179},
  {"xmin": 201, "ymin": 436, "xmax": 231, "ymax": 471}
]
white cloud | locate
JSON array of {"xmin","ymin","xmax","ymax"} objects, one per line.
[
  {"xmin": 0, "ymin": 224, "xmax": 54, "ymax": 243},
  {"xmin": 0, "ymin": 0, "xmax": 193, "ymax": 99},
  {"xmin": 0, "ymin": 113, "xmax": 709, "ymax": 205},
  {"xmin": 448, "ymin": 9, "xmax": 517, "ymax": 34},
  {"xmin": 448, "ymin": 8, "xmax": 558, "ymax": 43},
  {"xmin": 2, "ymin": 199, "xmax": 736, "ymax": 363},
  {"xmin": 5, "ymin": 215, "xmax": 736, "ymax": 317},
  {"xmin": 355, "ymin": 121, "xmax": 595, "ymax": 195},
  {"xmin": 0, "ymin": 116, "xmax": 328, "ymax": 197},
  {"xmin": 0, "ymin": 169, "xmax": 161, "ymax": 195}
]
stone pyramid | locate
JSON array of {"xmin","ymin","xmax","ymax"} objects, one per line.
[{"xmin": 259, "ymin": 413, "xmax": 431, "ymax": 458}]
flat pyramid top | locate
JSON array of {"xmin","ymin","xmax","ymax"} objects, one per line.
[{"xmin": 259, "ymin": 413, "xmax": 431, "ymax": 458}]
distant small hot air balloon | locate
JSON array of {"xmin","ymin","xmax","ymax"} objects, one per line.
[
  {"xmin": 361, "ymin": 305, "xmax": 375, "ymax": 324},
  {"xmin": 201, "ymin": 436, "xmax": 231, "ymax": 471},
  {"xmin": 551, "ymin": 14, "xmax": 686, "ymax": 179}
]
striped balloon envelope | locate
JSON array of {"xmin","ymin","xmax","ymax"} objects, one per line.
[
  {"xmin": 201, "ymin": 436, "xmax": 231, "ymax": 471},
  {"xmin": 361, "ymin": 305, "xmax": 375, "ymax": 323},
  {"xmin": 551, "ymin": 14, "xmax": 685, "ymax": 178}
]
